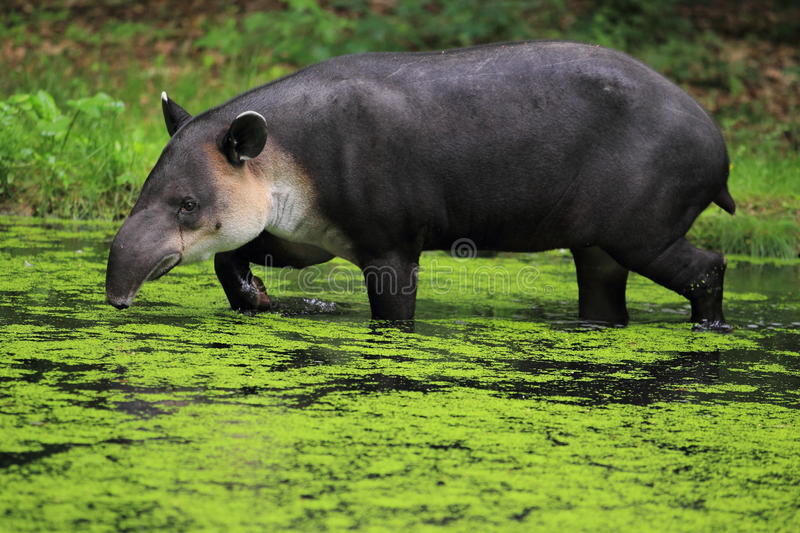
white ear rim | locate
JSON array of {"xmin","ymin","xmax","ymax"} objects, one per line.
[
  {"xmin": 235, "ymin": 110, "xmax": 266, "ymax": 124},
  {"xmin": 161, "ymin": 91, "xmax": 168, "ymax": 103}
]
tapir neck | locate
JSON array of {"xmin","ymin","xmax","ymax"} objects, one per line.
[
  {"xmin": 265, "ymin": 179, "xmax": 311, "ymax": 237},
  {"xmin": 260, "ymin": 142, "xmax": 356, "ymax": 262}
]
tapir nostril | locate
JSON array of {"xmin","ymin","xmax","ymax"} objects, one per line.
[
  {"xmin": 111, "ymin": 301, "xmax": 129, "ymax": 310},
  {"xmin": 107, "ymin": 294, "xmax": 131, "ymax": 310}
]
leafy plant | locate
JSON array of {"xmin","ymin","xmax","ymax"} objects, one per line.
[
  {"xmin": 194, "ymin": 0, "xmax": 566, "ymax": 68},
  {"xmin": 0, "ymin": 1, "xmax": 797, "ymax": 257},
  {"xmin": 195, "ymin": 0, "xmax": 352, "ymax": 72},
  {"xmin": 0, "ymin": 90, "xmax": 139, "ymax": 218}
]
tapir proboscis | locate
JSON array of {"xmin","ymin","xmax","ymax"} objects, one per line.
[{"xmin": 106, "ymin": 41, "xmax": 737, "ymax": 330}]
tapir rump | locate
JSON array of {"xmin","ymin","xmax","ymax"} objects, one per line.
[{"xmin": 106, "ymin": 41, "xmax": 737, "ymax": 330}]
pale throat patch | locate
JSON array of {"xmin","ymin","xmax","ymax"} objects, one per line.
[
  {"xmin": 184, "ymin": 142, "xmax": 354, "ymax": 264},
  {"xmin": 262, "ymin": 144, "xmax": 356, "ymax": 263}
]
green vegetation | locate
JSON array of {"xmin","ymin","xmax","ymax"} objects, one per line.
[
  {"xmin": 1, "ymin": 217, "xmax": 799, "ymax": 531},
  {"xmin": 2, "ymin": 5, "xmax": 796, "ymax": 529},
  {"xmin": 0, "ymin": 91, "xmax": 140, "ymax": 217},
  {"xmin": 0, "ymin": 1, "xmax": 797, "ymax": 256},
  {"xmin": 692, "ymin": 148, "xmax": 799, "ymax": 258}
]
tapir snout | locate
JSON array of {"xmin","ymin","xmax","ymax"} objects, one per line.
[{"xmin": 106, "ymin": 209, "xmax": 182, "ymax": 309}]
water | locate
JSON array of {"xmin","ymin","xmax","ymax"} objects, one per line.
[{"xmin": 1, "ymin": 216, "xmax": 798, "ymax": 531}]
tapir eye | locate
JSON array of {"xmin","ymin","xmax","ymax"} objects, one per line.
[{"xmin": 180, "ymin": 198, "xmax": 197, "ymax": 212}]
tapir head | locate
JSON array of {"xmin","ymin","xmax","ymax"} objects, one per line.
[{"xmin": 105, "ymin": 93, "xmax": 271, "ymax": 309}]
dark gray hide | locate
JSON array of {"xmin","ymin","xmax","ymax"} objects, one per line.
[{"xmin": 106, "ymin": 41, "xmax": 736, "ymax": 330}]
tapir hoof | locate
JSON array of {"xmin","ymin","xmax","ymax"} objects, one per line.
[
  {"xmin": 232, "ymin": 275, "xmax": 273, "ymax": 315},
  {"xmin": 691, "ymin": 320, "xmax": 734, "ymax": 333}
]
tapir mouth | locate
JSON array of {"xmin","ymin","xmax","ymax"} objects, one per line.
[
  {"xmin": 107, "ymin": 252, "xmax": 182, "ymax": 309},
  {"xmin": 146, "ymin": 253, "xmax": 181, "ymax": 281}
]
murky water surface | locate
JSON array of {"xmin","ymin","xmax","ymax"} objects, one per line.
[{"xmin": 1, "ymin": 216, "xmax": 798, "ymax": 531}]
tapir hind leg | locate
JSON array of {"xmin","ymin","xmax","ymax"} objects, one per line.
[
  {"xmin": 571, "ymin": 246, "xmax": 629, "ymax": 325},
  {"xmin": 607, "ymin": 237, "xmax": 731, "ymax": 331}
]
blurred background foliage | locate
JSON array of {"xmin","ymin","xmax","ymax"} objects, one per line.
[{"xmin": 0, "ymin": 0, "xmax": 797, "ymax": 256}]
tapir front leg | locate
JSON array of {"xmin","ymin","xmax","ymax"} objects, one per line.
[
  {"xmin": 571, "ymin": 246, "xmax": 629, "ymax": 325},
  {"xmin": 215, "ymin": 231, "xmax": 334, "ymax": 314},
  {"xmin": 214, "ymin": 249, "xmax": 272, "ymax": 314},
  {"xmin": 361, "ymin": 252, "xmax": 421, "ymax": 320}
]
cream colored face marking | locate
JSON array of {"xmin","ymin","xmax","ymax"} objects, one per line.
[
  {"xmin": 178, "ymin": 140, "xmax": 356, "ymax": 265},
  {"xmin": 178, "ymin": 145, "xmax": 270, "ymax": 264}
]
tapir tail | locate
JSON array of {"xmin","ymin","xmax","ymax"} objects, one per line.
[{"xmin": 713, "ymin": 184, "xmax": 736, "ymax": 215}]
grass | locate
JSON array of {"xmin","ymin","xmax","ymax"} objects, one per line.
[
  {"xmin": 690, "ymin": 148, "xmax": 799, "ymax": 258},
  {"xmin": 0, "ymin": 1, "xmax": 797, "ymax": 257}
]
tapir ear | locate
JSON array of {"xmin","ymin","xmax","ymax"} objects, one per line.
[
  {"xmin": 161, "ymin": 91, "xmax": 192, "ymax": 137},
  {"xmin": 221, "ymin": 111, "xmax": 268, "ymax": 165}
]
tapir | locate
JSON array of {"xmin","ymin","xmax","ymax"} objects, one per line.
[{"xmin": 106, "ymin": 41, "xmax": 737, "ymax": 330}]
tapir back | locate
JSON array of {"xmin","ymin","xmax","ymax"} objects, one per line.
[{"xmin": 210, "ymin": 41, "xmax": 728, "ymax": 254}]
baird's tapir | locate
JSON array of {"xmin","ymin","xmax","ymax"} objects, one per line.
[{"xmin": 106, "ymin": 41, "xmax": 737, "ymax": 330}]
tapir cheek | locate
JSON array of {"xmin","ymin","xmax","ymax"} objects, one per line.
[
  {"xmin": 178, "ymin": 209, "xmax": 267, "ymax": 264},
  {"xmin": 202, "ymin": 144, "xmax": 271, "ymax": 250},
  {"xmin": 212, "ymin": 185, "xmax": 270, "ymax": 252},
  {"xmin": 178, "ymin": 226, "xmax": 220, "ymax": 264},
  {"xmin": 217, "ymin": 213, "xmax": 269, "ymax": 249}
]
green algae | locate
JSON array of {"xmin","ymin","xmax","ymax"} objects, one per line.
[{"xmin": 1, "ymin": 216, "xmax": 799, "ymax": 532}]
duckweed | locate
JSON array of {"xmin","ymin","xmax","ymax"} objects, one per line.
[{"xmin": 1, "ymin": 216, "xmax": 798, "ymax": 531}]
